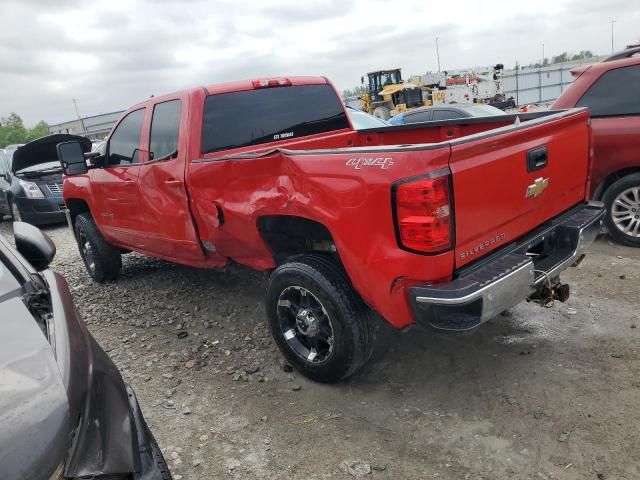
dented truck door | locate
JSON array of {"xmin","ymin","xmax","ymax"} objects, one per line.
[{"xmin": 136, "ymin": 96, "xmax": 208, "ymax": 263}]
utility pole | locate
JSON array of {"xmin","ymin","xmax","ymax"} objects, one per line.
[
  {"xmin": 539, "ymin": 44, "xmax": 543, "ymax": 103},
  {"xmin": 435, "ymin": 37, "xmax": 441, "ymax": 72},
  {"xmin": 72, "ymin": 98, "xmax": 86, "ymax": 134},
  {"xmin": 610, "ymin": 20, "xmax": 616, "ymax": 53},
  {"xmin": 515, "ymin": 60, "xmax": 519, "ymax": 106}
]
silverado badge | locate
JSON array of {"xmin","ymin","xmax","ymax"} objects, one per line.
[{"xmin": 526, "ymin": 177, "xmax": 549, "ymax": 198}]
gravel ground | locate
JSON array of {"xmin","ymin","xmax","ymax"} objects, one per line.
[{"xmin": 2, "ymin": 220, "xmax": 639, "ymax": 480}]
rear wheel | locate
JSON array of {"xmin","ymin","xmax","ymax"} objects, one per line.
[
  {"xmin": 372, "ymin": 106, "xmax": 391, "ymax": 120},
  {"xmin": 602, "ymin": 173, "xmax": 640, "ymax": 247},
  {"xmin": 74, "ymin": 213, "xmax": 122, "ymax": 282},
  {"xmin": 266, "ymin": 254, "xmax": 376, "ymax": 383}
]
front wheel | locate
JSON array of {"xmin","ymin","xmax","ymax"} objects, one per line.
[
  {"xmin": 74, "ymin": 213, "xmax": 122, "ymax": 282},
  {"xmin": 602, "ymin": 173, "xmax": 640, "ymax": 247},
  {"xmin": 266, "ymin": 254, "xmax": 376, "ymax": 383}
]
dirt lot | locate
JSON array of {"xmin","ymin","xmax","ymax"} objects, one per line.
[{"xmin": 2, "ymin": 221, "xmax": 638, "ymax": 480}]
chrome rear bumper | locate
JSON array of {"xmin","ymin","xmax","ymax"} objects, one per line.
[{"xmin": 409, "ymin": 202, "xmax": 605, "ymax": 333}]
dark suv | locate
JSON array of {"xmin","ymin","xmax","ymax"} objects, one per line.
[
  {"xmin": 552, "ymin": 46, "xmax": 640, "ymax": 246},
  {"xmin": 0, "ymin": 135, "xmax": 84, "ymax": 225}
]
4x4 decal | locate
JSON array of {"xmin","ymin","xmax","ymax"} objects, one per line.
[{"xmin": 346, "ymin": 157, "xmax": 394, "ymax": 170}]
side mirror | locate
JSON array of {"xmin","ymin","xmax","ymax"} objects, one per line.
[
  {"xmin": 57, "ymin": 141, "xmax": 88, "ymax": 175},
  {"xmin": 13, "ymin": 221, "xmax": 56, "ymax": 270}
]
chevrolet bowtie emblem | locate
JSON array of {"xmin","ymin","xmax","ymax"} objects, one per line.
[{"xmin": 526, "ymin": 177, "xmax": 549, "ymax": 198}]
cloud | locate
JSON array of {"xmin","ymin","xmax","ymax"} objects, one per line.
[{"xmin": 1, "ymin": 0, "xmax": 638, "ymax": 125}]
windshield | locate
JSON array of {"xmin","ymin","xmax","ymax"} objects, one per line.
[{"xmin": 347, "ymin": 109, "xmax": 389, "ymax": 129}]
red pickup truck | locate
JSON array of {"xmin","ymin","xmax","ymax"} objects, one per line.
[{"xmin": 55, "ymin": 76, "xmax": 604, "ymax": 382}]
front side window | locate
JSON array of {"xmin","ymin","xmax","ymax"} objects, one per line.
[
  {"xmin": 149, "ymin": 100, "xmax": 181, "ymax": 160},
  {"xmin": 201, "ymin": 84, "xmax": 349, "ymax": 154},
  {"xmin": 576, "ymin": 65, "xmax": 640, "ymax": 117},
  {"xmin": 108, "ymin": 108, "xmax": 145, "ymax": 166}
]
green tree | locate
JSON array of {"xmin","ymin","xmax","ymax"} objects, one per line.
[
  {"xmin": 551, "ymin": 52, "xmax": 569, "ymax": 64},
  {"xmin": 0, "ymin": 113, "xmax": 28, "ymax": 148},
  {"xmin": 27, "ymin": 120, "xmax": 49, "ymax": 142},
  {"xmin": 525, "ymin": 50, "xmax": 597, "ymax": 69},
  {"xmin": 0, "ymin": 113, "xmax": 49, "ymax": 148},
  {"xmin": 342, "ymin": 85, "xmax": 367, "ymax": 99},
  {"xmin": 571, "ymin": 50, "xmax": 594, "ymax": 61}
]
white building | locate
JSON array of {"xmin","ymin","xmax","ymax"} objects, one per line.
[{"xmin": 48, "ymin": 110, "xmax": 124, "ymax": 140}]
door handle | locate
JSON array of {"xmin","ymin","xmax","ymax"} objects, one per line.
[
  {"xmin": 527, "ymin": 146, "xmax": 548, "ymax": 172},
  {"xmin": 164, "ymin": 179, "xmax": 182, "ymax": 187}
]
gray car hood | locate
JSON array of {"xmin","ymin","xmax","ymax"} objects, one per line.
[
  {"xmin": 0, "ymin": 293, "xmax": 70, "ymax": 479},
  {"xmin": 12, "ymin": 134, "xmax": 91, "ymax": 173}
]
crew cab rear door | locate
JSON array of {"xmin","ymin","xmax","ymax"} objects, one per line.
[
  {"xmin": 449, "ymin": 110, "xmax": 590, "ymax": 267},
  {"xmin": 136, "ymin": 96, "xmax": 206, "ymax": 262}
]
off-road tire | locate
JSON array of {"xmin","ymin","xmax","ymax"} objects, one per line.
[
  {"xmin": 266, "ymin": 254, "xmax": 376, "ymax": 383},
  {"xmin": 602, "ymin": 173, "xmax": 640, "ymax": 247},
  {"xmin": 74, "ymin": 213, "xmax": 122, "ymax": 282},
  {"xmin": 372, "ymin": 106, "xmax": 391, "ymax": 120}
]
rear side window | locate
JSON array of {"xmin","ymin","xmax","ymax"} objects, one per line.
[
  {"xmin": 149, "ymin": 100, "xmax": 181, "ymax": 160},
  {"xmin": 405, "ymin": 111, "xmax": 431, "ymax": 123},
  {"xmin": 577, "ymin": 65, "xmax": 640, "ymax": 117},
  {"xmin": 431, "ymin": 109, "xmax": 466, "ymax": 121},
  {"xmin": 108, "ymin": 109, "xmax": 145, "ymax": 166},
  {"xmin": 201, "ymin": 84, "xmax": 349, "ymax": 154}
]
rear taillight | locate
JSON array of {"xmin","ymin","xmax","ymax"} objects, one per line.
[{"xmin": 393, "ymin": 173, "xmax": 452, "ymax": 253}]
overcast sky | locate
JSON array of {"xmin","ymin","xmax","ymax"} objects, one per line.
[{"xmin": 1, "ymin": 0, "xmax": 638, "ymax": 126}]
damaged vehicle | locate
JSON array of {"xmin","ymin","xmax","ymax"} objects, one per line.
[
  {"xmin": 57, "ymin": 76, "xmax": 604, "ymax": 383},
  {"xmin": 0, "ymin": 222, "xmax": 171, "ymax": 480},
  {"xmin": 0, "ymin": 135, "xmax": 85, "ymax": 225}
]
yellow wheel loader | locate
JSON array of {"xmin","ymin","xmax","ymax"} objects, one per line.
[{"xmin": 359, "ymin": 69, "xmax": 425, "ymax": 120}]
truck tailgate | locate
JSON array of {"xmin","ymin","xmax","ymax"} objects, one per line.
[{"xmin": 449, "ymin": 109, "xmax": 590, "ymax": 267}]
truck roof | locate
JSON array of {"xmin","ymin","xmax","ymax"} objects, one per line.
[
  {"xmin": 366, "ymin": 69, "xmax": 401, "ymax": 75},
  {"xmin": 128, "ymin": 76, "xmax": 331, "ymax": 111}
]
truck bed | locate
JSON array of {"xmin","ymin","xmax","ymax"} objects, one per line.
[
  {"xmin": 188, "ymin": 108, "xmax": 591, "ymax": 328},
  {"xmin": 195, "ymin": 108, "xmax": 590, "ymax": 267}
]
